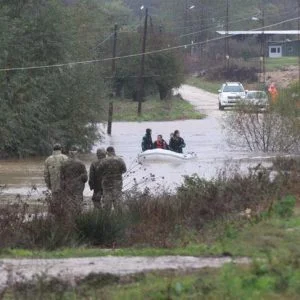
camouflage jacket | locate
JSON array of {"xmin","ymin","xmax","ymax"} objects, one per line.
[
  {"xmin": 61, "ymin": 158, "xmax": 88, "ymax": 194},
  {"xmin": 44, "ymin": 150, "xmax": 68, "ymax": 192},
  {"xmin": 89, "ymin": 159, "xmax": 104, "ymax": 194},
  {"xmin": 98, "ymin": 156, "xmax": 127, "ymax": 190}
]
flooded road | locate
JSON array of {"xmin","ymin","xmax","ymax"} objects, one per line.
[{"xmin": 0, "ymin": 85, "xmax": 277, "ymax": 200}]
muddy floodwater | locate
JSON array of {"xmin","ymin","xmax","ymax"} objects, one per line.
[{"xmin": 0, "ymin": 85, "xmax": 278, "ymax": 200}]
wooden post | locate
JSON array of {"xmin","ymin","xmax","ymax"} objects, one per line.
[{"xmin": 107, "ymin": 102, "xmax": 113, "ymax": 135}]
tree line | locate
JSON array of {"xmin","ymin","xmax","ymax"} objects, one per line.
[{"xmin": 0, "ymin": 0, "xmax": 184, "ymax": 158}]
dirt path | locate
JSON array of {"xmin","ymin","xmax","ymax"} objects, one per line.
[{"xmin": 0, "ymin": 256, "xmax": 249, "ymax": 290}]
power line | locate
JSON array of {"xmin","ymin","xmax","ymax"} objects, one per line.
[
  {"xmin": 159, "ymin": 3, "xmax": 299, "ymax": 29},
  {"xmin": 1, "ymin": 16, "xmax": 300, "ymax": 73},
  {"xmin": 91, "ymin": 32, "xmax": 114, "ymax": 51},
  {"xmin": 179, "ymin": 8, "xmax": 299, "ymax": 38}
]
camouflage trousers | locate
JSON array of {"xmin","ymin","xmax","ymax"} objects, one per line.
[
  {"xmin": 48, "ymin": 190, "xmax": 64, "ymax": 217},
  {"xmin": 92, "ymin": 191, "xmax": 103, "ymax": 210},
  {"xmin": 102, "ymin": 187, "xmax": 123, "ymax": 213},
  {"xmin": 49, "ymin": 189, "xmax": 83, "ymax": 219},
  {"xmin": 64, "ymin": 192, "xmax": 84, "ymax": 215}
]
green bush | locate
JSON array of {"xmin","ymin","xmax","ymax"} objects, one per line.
[
  {"xmin": 75, "ymin": 210, "xmax": 129, "ymax": 247},
  {"xmin": 273, "ymin": 196, "xmax": 296, "ymax": 218}
]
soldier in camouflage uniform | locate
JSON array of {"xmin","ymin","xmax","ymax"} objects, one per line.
[
  {"xmin": 60, "ymin": 146, "xmax": 88, "ymax": 214},
  {"xmin": 89, "ymin": 148, "xmax": 106, "ymax": 209},
  {"xmin": 44, "ymin": 143, "xmax": 68, "ymax": 214},
  {"xmin": 99, "ymin": 147, "xmax": 127, "ymax": 212}
]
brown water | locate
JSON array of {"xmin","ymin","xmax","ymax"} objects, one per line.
[{"xmin": 0, "ymin": 85, "xmax": 277, "ymax": 200}]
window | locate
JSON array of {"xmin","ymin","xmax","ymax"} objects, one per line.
[
  {"xmin": 270, "ymin": 47, "xmax": 277, "ymax": 53},
  {"xmin": 223, "ymin": 85, "xmax": 244, "ymax": 93},
  {"xmin": 277, "ymin": 47, "xmax": 281, "ymax": 53}
]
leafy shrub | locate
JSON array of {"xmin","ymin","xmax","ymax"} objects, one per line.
[
  {"xmin": 176, "ymin": 169, "xmax": 276, "ymax": 227},
  {"xmin": 75, "ymin": 210, "xmax": 129, "ymax": 247},
  {"xmin": 273, "ymin": 195, "xmax": 296, "ymax": 218}
]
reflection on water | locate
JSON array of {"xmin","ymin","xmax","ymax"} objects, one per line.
[{"xmin": 0, "ymin": 118, "xmax": 277, "ymax": 199}]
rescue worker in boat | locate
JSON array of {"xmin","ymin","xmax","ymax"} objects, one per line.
[
  {"xmin": 169, "ymin": 130, "xmax": 186, "ymax": 153},
  {"xmin": 88, "ymin": 148, "xmax": 106, "ymax": 209},
  {"xmin": 98, "ymin": 147, "xmax": 127, "ymax": 212},
  {"xmin": 141, "ymin": 128, "xmax": 153, "ymax": 151},
  {"xmin": 60, "ymin": 146, "xmax": 88, "ymax": 214},
  {"xmin": 44, "ymin": 143, "xmax": 68, "ymax": 212},
  {"xmin": 153, "ymin": 134, "xmax": 169, "ymax": 150}
]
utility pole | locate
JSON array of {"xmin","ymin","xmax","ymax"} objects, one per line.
[
  {"xmin": 260, "ymin": 0, "xmax": 266, "ymax": 84},
  {"xmin": 298, "ymin": 0, "xmax": 300, "ymax": 84},
  {"xmin": 225, "ymin": 0, "xmax": 230, "ymax": 71},
  {"xmin": 137, "ymin": 8, "xmax": 148, "ymax": 116},
  {"xmin": 107, "ymin": 24, "xmax": 118, "ymax": 135},
  {"xmin": 111, "ymin": 24, "xmax": 118, "ymax": 76},
  {"xmin": 200, "ymin": 2, "xmax": 205, "ymax": 59},
  {"xmin": 184, "ymin": 0, "xmax": 188, "ymax": 45}
]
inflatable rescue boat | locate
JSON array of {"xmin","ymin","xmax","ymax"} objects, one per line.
[{"xmin": 138, "ymin": 149, "xmax": 197, "ymax": 164}]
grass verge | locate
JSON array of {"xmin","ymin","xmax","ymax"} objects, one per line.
[
  {"xmin": 4, "ymin": 209, "xmax": 300, "ymax": 299},
  {"xmin": 110, "ymin": 95, "xmax": 204, "ymax": 122},
  {"xmin": 266, "ymin": 56, "xmax": 298, "ymax": 71},
  {"xmin": 2, "ymin": 207, "xmax": 300, "ymax": 259},
  {"xmin": 4, "ymin": 208, "xmax": 300, "ymax": 300},
  {"xmin": 90, "ymin": 263, "xmax": 300, "ymax": 300},
  {"xmin": 185, "ymin": 77, "xmax": 221, "ymax": 94}
]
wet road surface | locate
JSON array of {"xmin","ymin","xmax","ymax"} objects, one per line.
[{"xmin": 0, "ymin": 256, "xmax": 249, "ymax": 291}]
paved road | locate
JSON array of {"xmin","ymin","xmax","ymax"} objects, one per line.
[{"xmin": 178, "ymin": 84, "xmax": 220, "ymax": 114}]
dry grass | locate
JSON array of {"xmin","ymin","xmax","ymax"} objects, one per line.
[{"xmin": 0, "ymin": 158, "xmax": 299, "ymax": 250}]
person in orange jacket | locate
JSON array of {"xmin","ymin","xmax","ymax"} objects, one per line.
[{"xmin": 268, "ymin": 82, "xmax": 279, "ymax": 104}]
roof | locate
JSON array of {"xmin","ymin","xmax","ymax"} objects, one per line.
[
  {"xmin": 268, "ymin": 39, "xmax": 299, "ymax": 44},
  {"xmin": 217, "ymin": 30, "xmax": 300, "ymax": 35}
]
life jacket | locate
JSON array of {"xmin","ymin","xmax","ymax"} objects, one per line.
[
  {"xmin": 156, "ymin": 140, "xmax": 164, "ymax": 149},
  {"xmin": 154, "ymin": 139, "xmax": 168, "ymax": 149}
]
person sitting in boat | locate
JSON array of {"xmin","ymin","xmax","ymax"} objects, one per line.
[
  {"xmin": 153, "ymin": 135, "xmax": 169, "ymax": 150},
  {"xmin": 141, "ymin": 128, "xmax": 153, "ymax": 151},
  {"xmin": 169, "ymin": 130, "xmax": 186, "ymax": 153}
]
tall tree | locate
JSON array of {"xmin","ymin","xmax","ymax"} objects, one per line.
[{"xmin": 0, "ymin": 0, "xmax": 133, "ymax": 157}]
